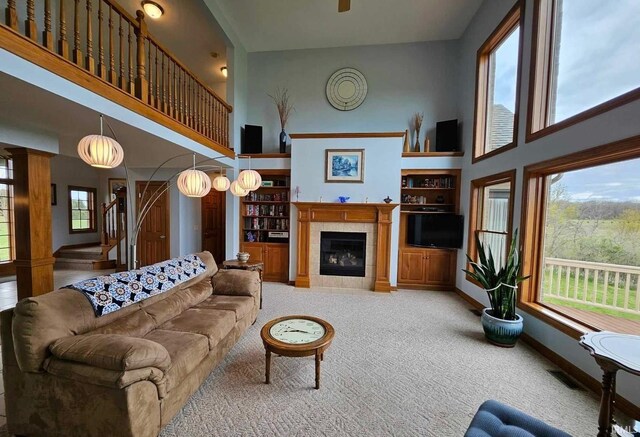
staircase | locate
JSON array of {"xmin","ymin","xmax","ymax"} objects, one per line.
[{"xmin": 55, "ymin": 187, "xmax": 129, "ymax": 272}]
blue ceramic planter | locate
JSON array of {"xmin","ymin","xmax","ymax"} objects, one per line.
[{"xmin": 481, "ymin": 308, "xmax": 523, "ymax": 348}]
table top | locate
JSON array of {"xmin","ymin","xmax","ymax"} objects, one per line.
[
  {"xmin": 579, "ymin": 331, "xmax": 640, "ymax": 375},
  {"xmin": 222, "ymin": 259, "xmax": 264, "ymax": 268},
  {"xmin": 261, "ymin": 315, "xmax": 335, "ymax": 353}
]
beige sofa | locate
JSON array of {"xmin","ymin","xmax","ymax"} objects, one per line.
[{"xmin": 1, "ymin": 251, "xmax": 260, "ymax": 437}]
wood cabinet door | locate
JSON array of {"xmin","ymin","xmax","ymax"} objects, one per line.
[
  {"xmin": 398, "ymin": 249, "xmax": 426, "ymax": 284},
  {"xmin": 425, "ymin": 250, "xmax": 455, "ymax": 286},
  {"xmin": 241, "ymin": 244, "xmax": 264, "ymax": 263},
  {"xmin": 264, "ymin": 245, "xmax": 289, "ymax": 282}
]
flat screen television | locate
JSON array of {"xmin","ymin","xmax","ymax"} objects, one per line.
[{"xmin": 407, "ymin": 214, "xmax": 464, "ymax": 249}]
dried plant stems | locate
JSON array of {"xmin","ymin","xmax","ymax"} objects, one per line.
[
  {"xmin": 413, "ymin": 112, "xmax": 424, "ymax": 134},
  {"xmin": 268, "ymin": 88, "xmax": 294, "ymax": 130}
]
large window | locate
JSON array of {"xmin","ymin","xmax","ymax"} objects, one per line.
[
  {"xmin": 528, "ymin": 0, "xmax": 640, "ymax": 139},
  {"xmin": 68, "ymin": 186, "xmax": 97, "ymax": 233},
  {"xmin": 0, "ymin": 158, "xmax": 14, "ymax": 263},
  {"xmin": 467, "ymin": 170, "xmax": 516, "ymax": 279},
  {"xmin": 473, "ymin": 2, "xmax": 523, "ymax": 161},
  {"xmin": 521, "ymin": 137, "xmax": 640, "ymax": 335}
]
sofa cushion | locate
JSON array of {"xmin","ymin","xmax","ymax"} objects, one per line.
[
  {"xmin": 211, "ymin": 269, "xmax": 260, "ymax": 297},
  {"xmin": 157, "ymin": 308, "xmax": 235, "ymax": 349},
  {"xmin": 196, "ymin": 295, "xmax": 254, "ymax": 322},
  {"xmin": 144, "ymin": 329, "xmax": 209, "ymax": 394},
  {"xmin": 50, "ymin": 334, "xmax": 171, "ymax": 372}
]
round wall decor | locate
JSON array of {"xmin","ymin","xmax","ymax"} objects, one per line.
[{"xmin": 326, "ymin": 68, "xmax": 368, "ymax": 111}]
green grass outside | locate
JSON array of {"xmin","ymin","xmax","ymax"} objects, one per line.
[{"xmin": 541, "ymin": 268, "xmax": 640, "ymax": 322}]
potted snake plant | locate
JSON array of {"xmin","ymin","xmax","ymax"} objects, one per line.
[{"xmin": 463, "ymin": 230, "xmax": 529, "ymax": 347}]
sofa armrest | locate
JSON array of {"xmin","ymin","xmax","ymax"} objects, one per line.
[
  {"xmin": 50, "ymin": 334, "xmax": 171, "ymax": 372},
  {"xmin": 211, "ymin": 269, "xmax": 260, "ymax": 297}
]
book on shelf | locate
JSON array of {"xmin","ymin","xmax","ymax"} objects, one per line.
[
  {"xmin": 402, "ymin": 176, "xmax": 454, "ymax": 189},
  {"xmin": 244, "ymin": 204, "xmax": 287, "ymax": 216},
  {"xmin": 244, "ymin": 190, "xmax": 290, "ymax": 202}
]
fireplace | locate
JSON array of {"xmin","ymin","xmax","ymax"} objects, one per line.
[{"xmin": 320, "ymin": 231, "xmax": 366, "ymax": 277}]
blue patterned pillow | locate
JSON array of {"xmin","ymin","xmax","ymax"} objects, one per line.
[{"xmin": 68, "ymin": 254, "xmax": 207, "ymax": 317}]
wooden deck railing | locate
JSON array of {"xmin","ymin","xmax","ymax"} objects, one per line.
[
  {"xmin": 2, "ymin": 0, "xmax": 231, "ymax": 151},
  {"xmin": 542, "ymin": 257, "xmax": 640, "ymax": 315}
]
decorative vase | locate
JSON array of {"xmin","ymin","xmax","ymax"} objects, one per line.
[
  {"xmin": 236, "ymin": 252, "xmax": 250, "ymax": 263},
  {"xmin": 279, "ymin": 129, "xmax": 287, "ymax": 154},
  {"xmin": 424, "ymin": 137, "xmax": 430, "ymax": 153},
  {"xmin": 414, "ymin": 128, "xmax": 421, "ymax": 152},
  {"xmin": 480, "ymin": 308, "xmax": 523, "ymax": 348},
  {"xmin": 403, "ymin": 129, "xmax": 411, "ymax": 153}
]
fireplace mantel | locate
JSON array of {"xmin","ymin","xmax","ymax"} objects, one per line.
[{"xmin": 292, "ymin": 202, "xmax": 398, "ymax": 291}]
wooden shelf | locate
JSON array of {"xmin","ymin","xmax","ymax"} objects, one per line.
[
  {"xmin": 243, "ymin": 215, "xmax": 289, "ymax": 218},
  {"xmin": 401, "ymin": 203, "xmax": 454, "ymax": 206},
  {"xmin": 401, "ymin": 210, "xmax": 453, "ymax": 214},
  {"xmin": 243, "ymin": 200, "xmax": 289, "ymax": 204},
  {"xmin": 240, "ymin": 153, "xmax": 291, "ymax": 158},
  {"xmin": 401, "ymin": 187, "xmax": 456, "ymax": 190},
  {"xmin": 402, "ymin": 151, "xmax": 464, "ymax": 157},
  {"xmin": 244, "ymin": 229, "xmax": 289, "ymax": 232}
]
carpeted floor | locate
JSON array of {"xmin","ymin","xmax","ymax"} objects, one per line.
[{"xmin": 157, "ymin": 284, "xmax": 599, "ymax": 437}]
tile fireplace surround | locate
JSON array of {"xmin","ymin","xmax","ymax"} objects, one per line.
[{"xmin": 293, "ymin": 202, "xmax": 398, "ymax": 291}]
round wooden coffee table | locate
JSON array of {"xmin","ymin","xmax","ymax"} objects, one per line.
[{"xmin": 261, "ymin": 315, "xmax": 335, "ymax": 389}]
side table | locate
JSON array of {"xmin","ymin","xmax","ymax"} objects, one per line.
[
  {"xmin": 222, "ymin": 260, "xmax": 264, "ymax": 309},
  {"xmin": 579, "ymin": 331, "xmax": 640, "ymax": 437}
]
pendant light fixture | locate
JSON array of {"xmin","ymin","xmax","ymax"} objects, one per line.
[
  {"xmin": 230, "ymin": 180, "xmax": 249, "ymax": 197},
  {"xmin": 77, "ymin": 115, "xmax": 125, "ymax": 169},
  {"xmin": 212, "ymin": 167, "xmax": 231, "ymax": 191},
  {"xmin": 177, "ymin": 154, "xmax": 212, "ymax": 197},
  {"xmin": 237, "ymin": 156, "xmax": 262, "ymax": 191}
]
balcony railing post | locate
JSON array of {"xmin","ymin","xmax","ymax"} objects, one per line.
[
  {"xmin": 85, "ymin": 0, "xmax": 95, "ymax": 73},
  {"xmin": 6, "ymin": 0, "xmax": 18, "ymax": 30},
  {"xmin": 43, "ymin": 0, "xmax": 54, "ymax": 49},
  {"xmin": 97, "ymin": 0, "xmax": 107, "ymax": 79},
  {"xmin": 73, "ymin": 0, "xmax": 83, "ymax": 66},
  {"xmin": 134, "ymin": 10, "xmax": 148, "ymax": 103},
  {"xmin": 25, "ymin": 0, "xmax": 37, "ymax": 40},
  {"xmin": 58, "ymin": 0, "xmax": 69, "ymax": 58}
]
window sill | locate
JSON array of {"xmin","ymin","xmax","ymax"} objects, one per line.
[
  {"xmin": 69, "ymin": 229, "xmax": 97, "ymax": 235},
  {"xmin": 472, "ymin": 142, "xmax": 517, "ymax": 164},
  {"xmin": 517, "ymin": 301, "xmax": 594, "ymax": 340}
]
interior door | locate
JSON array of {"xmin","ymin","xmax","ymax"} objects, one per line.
[
  {"xmin": 201, "ymin": 189, "xmax": 226, "ymax": 264},
  {"xmin": 136, "ymin": 181, "xmax": 170, "ymax": 267}
]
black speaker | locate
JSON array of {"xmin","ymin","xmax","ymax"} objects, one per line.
[
  {"xmin": 242, "ymin": 124, "xmax": 262, "ymax": 154},
  {"xmin": 435, "ymin": 119, "xmax": 458, "ymax": 152}
]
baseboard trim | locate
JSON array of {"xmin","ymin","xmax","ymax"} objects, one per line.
[{"xmin": 454, "ymin": 288, "xmax": 640, "ymax": 419}]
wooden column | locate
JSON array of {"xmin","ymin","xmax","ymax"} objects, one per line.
[
  {"xmin": 374, "ymin": 206, "xmax": 393, "ymax": 292},
  {"xmin": 8, "ymin": 148, "xmax": 55, "ymax": 300},
  {"xmin": 295, "ymin": 205, "xmax": 311, "ymax": 288}
]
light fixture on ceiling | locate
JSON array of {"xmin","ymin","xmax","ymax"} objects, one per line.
[
  {"xmin": 220, "ymin": 66, "xmax": 228, "ymax": 78},
  {"xmin": 212, "ymin": 169, "xmax": 231, "ymax": 191},
  {"xmin": 141, "ymin": 1, "xmax": 164, "ymax": 19},
  {"xmin": 229, "ymin": 180, "xmax": 249, "ymax": 197},
  {"xmin": 77, "ymin": 115, "xmax": 125, "ymax": 169},
  {"xmin": 177, "ymin": 154, "xmax": 212, "ymax": 198}
]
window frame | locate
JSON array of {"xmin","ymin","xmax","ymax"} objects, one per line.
[
  {"xmin": 526, "ymin": 0, "xmax": 640, "ymax": 142},
  {"xmin": 472, "ymin": 1, "xmax": 525, "ymax": 163},
  {"xmin": 0, "ymin": 158, "xmax": 15, "ymax": 264},
  {"xmin": 466, "ymin": 169, "xmax": 517, "ymax": 286},
  {"xmin": 68, "ymin": 186, "xmax": 97, "ymax": 234},
  {"xmin": 520, "ymin": 135, "xmax": 640, "ymax": 338}
]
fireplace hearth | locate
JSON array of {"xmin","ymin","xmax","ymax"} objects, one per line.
[{"xmin": 320, "ymin": 231, "xmax": 366, "ymax": 277}]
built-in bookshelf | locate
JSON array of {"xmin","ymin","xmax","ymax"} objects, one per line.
[
  {"xmin": 400, "ymin": 172, "xmax": 459, "ymax": 214},
  {"xmin": 239, "ymin": 169, "xmax": 291, "ymax": 282}
]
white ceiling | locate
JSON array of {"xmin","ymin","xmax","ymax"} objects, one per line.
[
  {"xmin": 0, "ymin": 73, "xmax": 222, "ymax": 169},
  {"xmin": 214, "ymin": 0, "xmax": 483, "ymax": 52},
  {"xmin": 118, "ymin": 0, "xmax": 229, "ymax": 86}
]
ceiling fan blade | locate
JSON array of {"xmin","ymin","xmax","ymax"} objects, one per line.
[{"xmin": 338, "ymin": 0, "xmax": 350, "ymax": 13}]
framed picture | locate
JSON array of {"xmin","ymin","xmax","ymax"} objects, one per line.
[
  {"xmin": 108, "ymin": 178, "xmax": 127, "ymax": 200},
  {"xmin": 325, "ymin": 149, "xmax": 365, "ymax": 183},
  {"xmin": 51, "ymin": 184, "xmax": 57, "ymax": 206}
]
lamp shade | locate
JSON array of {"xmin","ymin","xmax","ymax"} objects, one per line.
[
  {"xmin": 237, "ymin": 169, "xmax": 262, "ymax": 191},
  {"xmin": 77, "ymin": 135, "xmax": 125, "ymax": 169},
  {"xmin": 212, "ymin": 175, "xmax": 230, "ymax": 191},
  {"xmin": 230, "ymin": 180, "xmax": 248, "ymax": 197},
  {"xmin": 177, "ymin": 168, "xmax": 212, "ymax": 197}
]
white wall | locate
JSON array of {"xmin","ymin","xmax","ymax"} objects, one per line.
[
  {"xmin": 247, "ymin": 41, "xmax": 460, "ymax": 151},
  {"xmin": 456, "ymin": 0, "xmax": 640, "ymax": 407},
  {"xmin": 50, "ymin": 155, "xmax": 104, "ymax": 251},
  {"xmin": 289, "ymin": 136, "xmax": 403, "ymax": 285}
]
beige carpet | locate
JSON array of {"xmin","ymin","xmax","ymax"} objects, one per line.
[{"xmin": 157, "ymin": 284, "xmax": 599, "ymax": 437}]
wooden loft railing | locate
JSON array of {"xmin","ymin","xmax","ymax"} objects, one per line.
[{"xmin": 2, "ymin": 0, "xmax": 233, "ymax": 156}]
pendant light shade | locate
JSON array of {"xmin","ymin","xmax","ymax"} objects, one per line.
[
  {"xmin": 77, "ymin": 134, "xmax": 124, "ymax": 169},
  {"xmin": 212, "ymin": 174, "xmax": 230, "ymax": 191},
  {"xmin": 230, "ymin": 180, "xmax": 249, "ymax": 197},
  {"xmin": 177, "ymin": 168, "xmax": 212, "ymax": 197},
  {"xmin": 237, "ymin": 169, "xmax": 262, "ymax": 191}
]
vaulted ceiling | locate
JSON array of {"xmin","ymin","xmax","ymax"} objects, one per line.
[{"xmin": 212, "ymin": 0, "xmax": 483, "ymax": 52}]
